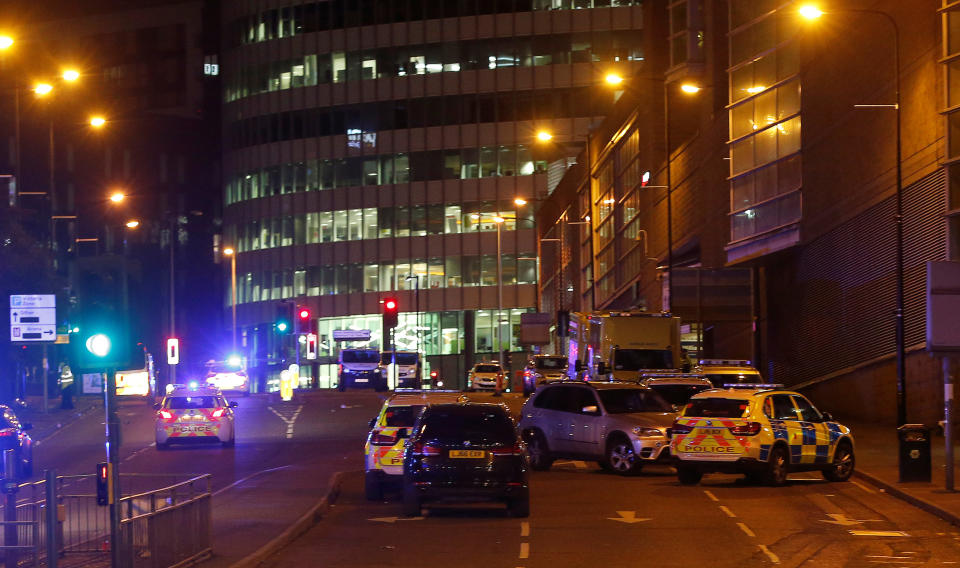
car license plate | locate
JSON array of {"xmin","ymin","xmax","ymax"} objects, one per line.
[
  {"xmin": 449, "ymin": 450, "xmax": 486, "ymax": 458},
  {"xmin": 354, "ymin": 378, "xmax": 368, "ymax": 383}
]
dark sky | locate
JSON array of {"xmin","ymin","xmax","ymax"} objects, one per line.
[{"xmin": 5, "ymin": 0, "xmax": 196, "ymax": 23}]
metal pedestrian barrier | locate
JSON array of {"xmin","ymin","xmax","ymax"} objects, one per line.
[{"xmin": 0, "ymin": 472, "xmax": 211, "ymax": 568}]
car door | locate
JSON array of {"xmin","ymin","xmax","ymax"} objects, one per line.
[
  {"xmin": 529, "ymin": 386, "xmax": 575, "ymax": 454},
  {"xmin": 791, "ymin": 394, "xmax": 833, "ymax": 465},
  {"xmin": 768, "ymin": 394, "xmax": 803, "ymax": 465},
  {"xmin": 566, "ymin": 387, "xmax": 602, "ymax": 456}
]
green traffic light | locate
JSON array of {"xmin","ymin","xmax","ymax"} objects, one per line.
[
  {"xmin": 276, "ymin": 321, "xmax": 289, "ymax": 333},
  {"xmin": 85, "ymin": 334, "xmax": 112, "ymax": 357}
]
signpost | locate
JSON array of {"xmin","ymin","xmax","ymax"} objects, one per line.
[{"xmin": 10, "ymin": 294, "xmax": 57, "ymax": 413}]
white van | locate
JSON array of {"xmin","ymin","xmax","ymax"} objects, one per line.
[
  {"xmin": 338, "ymin": 348, "xmax": 385, "ymax": 391},
  {"xmin": 380, "ymin": 351, "xmax": 422, "ymax": 389}
]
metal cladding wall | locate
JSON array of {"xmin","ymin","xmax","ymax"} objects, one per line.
[{"xmin": 766, "ymin": 168, "xmax": 947, "ymax": 387}]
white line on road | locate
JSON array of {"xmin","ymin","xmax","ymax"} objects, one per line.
[
  {"xmin": 268, "ymin": 404, "xmax": 303, "ymax": 439},
  {"xmin": 737, "ymin": 522, "xmax": 756, "ymax": 537},
  {"xmin": 520, "ymin": 522, "xmax": 529, "ymax": 537},
  {"xmin": 849, "ymin": 530, "xmax": 909, "ymax": 537},
  {"xmin": 519, "ymin": 543, "xmax": 529, "ymax": 559},
  {"xmin": 758, "ymin": 545, "xmax": 780, "ymax": 564},
  {"xmin": 703, "ymin": 490, "xmax": 719, "ymax": 502},
  {"xmin": 719, "ymin": 505, "xmax": 737, "ymax": 518},
  {"xmin": 212, "ymin": 465, "xmax": 292, "ymax": 497},
  {"xmin": 851, "ymin": 480, "xmax": 876, "ymax": 494}
]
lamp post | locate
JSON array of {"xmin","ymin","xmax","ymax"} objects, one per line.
[
  {"xmin": 494, "ymin": 215, "xmax": 505, "ymax": 396},
  {"xmin": 224, "ymin": 248, "xmax": 238, "ymax": 352},
  {"xmin": 799, "ymin": 5, "xmax": 905, "ymax": 426},
  {"xmin": 405, "ymin": 274, "xmax": 421, "ymax": 356}
]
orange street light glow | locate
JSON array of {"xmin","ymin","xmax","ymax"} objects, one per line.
[
  {"xmin": 680, "ymin": 83, "xmax": 702, "ymax": 94},
  {"xmin": 536, "ymin": 131, "xmax": 553, "ymax": 142},
  {"xmin": 605, "ymin": 73, "xmax": 624, "ymax": 86},
  {"xmin": 89, "ymin": 116, "xmax": 106, "ymax": 128},
  {"xmin": 799, "ymin": 5, "xmax": 823, "ymax": 19},
  {"xmin": 0, "ymin": 36, "xmax": 13, "ymax": 50},
  {"xmin": 34, "ymin": 83, "xmax": 53, "ymax": 96},
  {"xmin": 109, "ymin": 192, "xmax": 125, "ymax": 203},
  {"xmin": 125, "ymin": 220, "xmax": 140, "ymax": 229},
  {"xmin": 514, "ymin": 197, "xmax": 528, "ymax": 206},
  {"xmin": 223, "ymin": 247, "xmax": 235, "ymax": 256},
  {"xmin": 62, "ymin": 69, "xmax": 80, "ymax": 81}
]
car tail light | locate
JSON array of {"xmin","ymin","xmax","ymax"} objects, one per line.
[
  {"xmin": 671, "ymin": 420, "xmax": 693, "ymax": 435},
  {"xmin": 0, "ymin": 431, "xmax": 13, "ymax": 437},
  {"xmin": 410, "ymin": 441, "xmax": 442, "ymax": 456},
  {"xmin": 370, "ymin": 430, "xmax": 398, "ymax": 446},
  {"xmin": 211, "ymin": 408, "xmax": 226, "ymax": 418},
  {"xmin": 490, "ymin": 443, "xmax": 524, "ymax": 456},
  {"xmin": 729, "ymin": 422, "xmax": 762, "ymax": 436},
  {"xmin": 158, "ymin": 410, "xmax": 173, "ymax": 420}
]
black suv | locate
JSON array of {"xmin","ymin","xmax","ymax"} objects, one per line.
[{"xmin": 401, "ymin": 403, "xmax": 529, "ymax": 518}]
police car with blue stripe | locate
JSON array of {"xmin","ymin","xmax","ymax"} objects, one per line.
[{"xmin": 670, "ymin": 386, "xmax": 855, "ymax": 486}]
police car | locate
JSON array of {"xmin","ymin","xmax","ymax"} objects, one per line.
[
  {"xmin": 696, "ymin": 359, "xmax": 764, "ymax": 388},
  {"xmin": 670, "ymin": 386, "xmax": 855, "ymax": 486},
  {"xmin": 364, "ymin": 390, "xmax": 468, "ymax": 500},
  {"xmin": 154, "ymin": 384, "xmax": 238, "ymax": 449}
]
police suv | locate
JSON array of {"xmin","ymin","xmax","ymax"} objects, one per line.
[{"xmin": 670, "ymin": 386, "xmax": 855, "ymax": 486}]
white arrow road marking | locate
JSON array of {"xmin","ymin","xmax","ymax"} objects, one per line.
[
  {"xmin": 820, "ymin": 513, "xmax": 882, "ymax": 526},
  {"xmin": 849, "ymin": 530, "xmax": 909, "ymax": 537},
  {"xmin": 368, "ymin": 516, "xmax": 425, "ymax": 523},
  {"xmin": 268, "ymin": 405, "xmax": 303, "ymax": 439},
  {"xmin": 607, "ymin": 511, "xmax": 651, "ymax": 523}
]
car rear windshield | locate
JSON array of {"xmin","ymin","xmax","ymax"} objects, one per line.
[
  {"xmin": 420, "ymin": 407, "xmax": 515, "ymax": 445},
  {"xmin": 166, "ymin": 396, "xmax": 219, "ymax": 409},
  {"xmin": 648, "ymin": 385, "xmax": 712, "ymax": 406},
  {"xmin": 384, "ymin": 405, "xmax": 423, "ymax": 427},
  {"xmin": 597, "ymin": 389, "xmax": 673, "ymax": 414},
  {"xmin": 613, "ymin": 349, "xmax": 674, "ymax": 371},
  {"xmin": 394, "ymin": 353, "xmax": 419, "ymax": 365},
  {"xmin": 342, "ymin": 350, "xmax": 379, "ymax": 363},
  {"xmin": 536, "ymin": 357, "xmax": 567, "ymax": 370},
  {"xmin": 683, "ymin": 398, "xmax": 750, "ymax": 418},
  {"xmin": 474, "ymin": 364, "xmax": 501, "ymax": 373}
]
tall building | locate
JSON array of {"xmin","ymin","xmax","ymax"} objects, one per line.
[{"xmin": 220, "ymin": 1, "xmax": 650, "ymax": 388}]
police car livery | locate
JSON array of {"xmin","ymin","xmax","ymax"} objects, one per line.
[
  {"xmin": 364, "ymin": 390, "xmax": 468, "ymax": 500},
  {"xmin": 154, "ymin": 384, "xmax": 238, "ymax": 449},
  {"xmin": 696, "ymin": 359, "xmax": 764, "ymax": 388},
  {"xmin": 670, "ymin": 386, "xmax": 855, "ymax": 486}
]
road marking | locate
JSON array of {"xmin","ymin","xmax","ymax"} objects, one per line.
[
  {"xmin": 703, "ymin": 490, "xmax": 719, "ymax": 502},
  {"xmin": 519, "ymin": 543, "xmax": 529, "ymax": 559},
  {"xmin": 737, "ymin": 522, "xmax": 756, "ymax": 537},
  {"xmin": 607, "ymin": 511, "xmax": 651, "ymax": 523},
  {"xmin": 851, "ymin": 480, "xmax": 875, "ymax": 494},
  {"xmin": 520, "ymin": 522, "xmax": 529, "ymax": 537},
  {"xmin": 554, "ymin": 460, "xmax": 588, "ymax": 469},
  {"xmin": 369, "ymin": 516, "xmax": 424, "ymax": 523},
  {"xmin": 820, "ymin": 513, "xmax": 862, "ymax": 526},
  {"xmin": 268, "ymin": 404, "xmax": 303, "ymax": 439},
  {"xmin": 849, "ymin": 530, "xmax": 909, "ymax": 537},
  {"xmin": 719, "ymin": 505, "xmax": 736, "ymax": 518},
  {"xmin": 212, "ymin": 465, "xmax": 292, "ymax": 497},
  {"xmin": 759, "ymin": 545, "xmax": 780, "ymax": 564}
]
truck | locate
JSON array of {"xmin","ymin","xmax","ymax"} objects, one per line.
[{"xmin": 567, "ymin": 311, "xmax": 682, "ymax": 382}]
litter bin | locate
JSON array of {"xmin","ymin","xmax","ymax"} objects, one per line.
[{"xmin": 898, "ymin": 424, "xmax": 931, "ymax": 482}]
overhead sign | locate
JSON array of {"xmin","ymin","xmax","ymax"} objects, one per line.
[
  {"xmin": 333, "ymin": 329, "xmax": 371, "ymax": 341},
  {"xmin": 9, "ymin": 294, "xmax": 57, "ymax": 343}
]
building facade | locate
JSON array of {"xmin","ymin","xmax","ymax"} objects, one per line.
[{"xmin": 220, "ymin": 0, "xmax": 649, "ymax": 389}]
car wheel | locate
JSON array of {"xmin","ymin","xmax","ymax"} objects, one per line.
[
  {"xmin": 677, "ymin": 466, "xmax": 703, "ymax": 485},
  {"xmin": 365, "ymin": 471, "xmax": 383, "ymax": 501},
  {"xmin": 822, "ymin": 441, "xmax": 855, "ymax": 482},
  {"xmin": 765, "ymin": 445, "xmax": 789, "ymax": 486},
  {"xmin": 525, "ymin": 430, "xmax": 554, "ymax": 471},
  {"xmin": 401, "ymin": 483, "xmax": 421, "ymax": 517},
  {"xmin": 605, "ymin": 436, "xmax": 641, "ymax": 476},
  {"xmin": 507, "ymin": 494, "xmax": 530, "ymax": 518}
]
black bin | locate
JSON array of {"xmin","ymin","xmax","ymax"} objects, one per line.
[{"xmin": 897, "ymin": 424, "xmax": 931, "ymax": 482}]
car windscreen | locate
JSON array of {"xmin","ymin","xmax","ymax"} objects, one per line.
[
  {"xmin": 420, "ymin": 407, "xmax": 515, "ymax": 445},
  {"xmin": 683, "ymin": 398, "xmax": 750, "ymax": 418},
  {"xmin": 474, "ymin": 364, "xmax": 501, "ymax": 373},
  {"xmin": 597, "ymin": 389, "xmax": 673, "ymax": 414},
  {"xmin": 342, "ymin": 350, "xmax": 379, "ymax": 364},
  {"xmin": 166, "ymin": 396, "xmax": 219, "ymax": 409},
  {"xmin": 703, "ymin": 373, "xmax": 762, "ymax": 388},
  {"xmin": 648, "ymin": 385, "xmax": 711, "ymax": 406},
  {"xmin": 613, "ymin": 349, "xmax": 674, "ymax": 371},
  {"xmin": 384, "ymin": 405, "xmax": 424, "ymax": 427},
  {"xmin": 394, "ymin": 353, "xmax": 419, "ymax": 365},
  {"xmin": 535, "ymin": 357, "xmax": 567, "ymax": 370}
]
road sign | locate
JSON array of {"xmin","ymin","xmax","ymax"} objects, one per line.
[
  {"xmin": 333, "ymin": 329, "xmax": 371, "ymax": 341},
  {"xmin": 167, "ymin": 338, "xmax": 180, "ymax": 365},
  {"xmin": 9, "ymin": 294, "xmax": 57, "ymax": 343}
]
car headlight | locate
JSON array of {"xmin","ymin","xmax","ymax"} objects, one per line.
[{"xmin": 632, "ymin": 427, "xmax": 663, "ymax": 438}]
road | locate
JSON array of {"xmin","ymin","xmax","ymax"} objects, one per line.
[{"xmin": 26, "ymin": 391, "xmax": 960, "ymax": 567}]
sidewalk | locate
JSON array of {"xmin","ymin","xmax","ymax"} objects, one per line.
[
  {"xmin": 846, "ymin": 420, "xmax": 960, "ymax": 529},
  {"xmin": 16, "ymin": 394, "xmax": 103, "ymax": 443}
]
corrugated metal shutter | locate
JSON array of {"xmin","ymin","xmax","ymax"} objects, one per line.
[{"xmin": 774, "ymin": 168, "xmax": 946, "ymax": 386}]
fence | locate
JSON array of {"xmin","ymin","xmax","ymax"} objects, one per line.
[{"xmin": 0, "ymin": 473, "xmax": 211, "ymax": 568}]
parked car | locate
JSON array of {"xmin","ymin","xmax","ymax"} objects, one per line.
[
  {"xmin": 0, "ymin": 405, "xmax": 33, "ymax": 478},
  {"xmin": 518, "ymin": 382, "xmax": 676, "ymax": 475},
  {"xmin": 522, "ymin": 355, "xmax": 569, "ymax": 396},
  {"xmin": 695, "ymin": 359, "xmax": 764, "ymax": 388},
  {"xmin": 402, "ymin": 403, "xmax": 529, "ymax": 517},
  {"xmin": 467, "ymin": 362, "xmax": 505, "ymax": 391},
  {"xmin": 637, "ymin": 372, "xmax": 714, "ymax": 409}
]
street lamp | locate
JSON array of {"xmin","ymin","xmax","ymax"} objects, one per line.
[
  {"xmin": 0, "ymin": 36, "xmax": 12, "ymax": 50},
  {"xmin": 61, "ymin": 69, "xmax": 80, "ymax": 82},
  {"xmin": 799, "ymin": 4, "xmax": 906, "ymax": 426},
  {"xmin": 89, "ymin": 116, "xmax": 106, "ymax": 128},
  {"xmin": 223, "ymin": 247, "xmax": 238, "ymax": 351},
  {"xmin": 493, "ymin": 215, "xmax": 505, "ymax": 396},
  {"xmin": 109, "ymin": 191, "xmax": 125, "ymax": 203}
]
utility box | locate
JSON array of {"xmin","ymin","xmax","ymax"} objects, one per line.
[{"xmin": 897, "ymin": 424, "xmax": 931, "ymax": 483}]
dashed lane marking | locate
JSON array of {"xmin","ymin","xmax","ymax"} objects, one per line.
[
  {"xmin": 851, "ymin": 480, "xmax": 876, "ymax": 494},
  {"xmin": 719, "ymin": 505, "xmax": 737, "ymax": 518},
  {"xmin": 849, "ymin": 530, "xmax": 909, "ymax": 537},
  {"xmin": 521, "ymin": 522, "xmax": 529, "ymax": 537},
  {"xmin": 703, "ymin": 490, "xmax": 720, "ymax": 502},
  {"xmin": 519, "ymin": 543, "xmax": 529, "ymax": 559},
  {"xmin": 759, "ymin": 544, "xmax": 780, "ymax": 564},
  {"xmin": 737, "ymin": 522, "xmax": 756, "ymax": 537}
]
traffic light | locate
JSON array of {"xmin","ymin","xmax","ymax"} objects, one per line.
[
  {"xmin": 382, "ymin": 297, "xmax": 399, "ymax": 330},
  {"xmin": 96, "ymin": 462, "xmax": 110, "ymax": 506},
  {"xmin": 298, "ymin": 307, "xmax": 311, "ymax": 322},
  {"xmin": 306, "ymin": 333, "xmax": 318, "ymax": 360},
  {"xmin": 71, "ymin": 257, "xmax": 137, "ymax": 370},
  {"xmin": 276, "ymin": 303, "xmax": 293, "ymax": 334},
  {"xmin": 167, "ymin": 338, "xmax": 180, "ymax": 365}
]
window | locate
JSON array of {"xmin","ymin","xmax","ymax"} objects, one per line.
[
  {"xmin": 791, "ymin": 395, "xmax": 823, "ymax": 422},
  {"xmin": 770, "ymin": 395, "xmax": 797, "ymax": 421}
]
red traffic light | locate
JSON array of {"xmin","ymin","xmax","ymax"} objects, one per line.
[
  {"xmin": 384, "ymin": 299, "xmax": 397, "ymax": 311},
  {"xmin": 298, "ymin": 307, "xmax": 311, "ymax": 320}
]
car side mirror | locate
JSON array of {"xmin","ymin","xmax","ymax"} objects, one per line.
[
  {"xmin": 368, "ymin": 418, "xmax": 377, "ymax": 428},
  {"xmin": 821, "ymin": 411, "xmax": 833, "ymax": 422},
  {"xmin": 397, "ymin": 428, "xmax": 410, "ymax": 439},
  {"xmin": 153, "ymin": 403, "xmax": 162, "ymax": 410},
  {"xmin": 581, "ymin": 405, "xmax": 599, "ymax": 415},
  {"xmin": 21, "ymin": 423, "xmax": 32, "ymax": 431},
  {"xmin": 230, "ymin": 401, "xmax": 239, "ymax": 408}
]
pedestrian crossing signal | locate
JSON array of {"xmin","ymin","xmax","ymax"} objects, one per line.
[{"xmin": 96, "ymin": 462, "xmax": 110, "ymax": 506}]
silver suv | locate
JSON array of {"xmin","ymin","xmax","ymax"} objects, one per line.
[
  {"xmin": 518, "ymin": 382, "xmax": 676, "ymax": 475},
  {"xmin": 637, "ymin": 372, "xmax": 715, "ymax": 410},
  {"xmin": 522, "ymin": 355, "xmax": 569, "ymax": 396}
]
